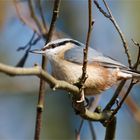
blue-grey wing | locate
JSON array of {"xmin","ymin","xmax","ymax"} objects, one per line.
[{"xmin": 64, "ymin": 45, "xmax": 128, "ymax": 69}]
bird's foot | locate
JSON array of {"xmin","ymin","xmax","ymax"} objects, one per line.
[{"xmin": 76, "ymin": 90, "xmax": 85, "ymax": 103}]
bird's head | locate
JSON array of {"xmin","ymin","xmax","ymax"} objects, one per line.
[{"xmin": 30, "ymin": 38, "xmax": 82, "ymax": 56}]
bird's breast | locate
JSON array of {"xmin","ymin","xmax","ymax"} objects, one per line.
[{"xmin": 49, "ymin": 57, "xmax": 118, "ymax": 95}]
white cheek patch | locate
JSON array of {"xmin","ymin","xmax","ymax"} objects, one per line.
[{"xmin": 116, "ymin": 67, "xmax": 132, "ymax": 79}]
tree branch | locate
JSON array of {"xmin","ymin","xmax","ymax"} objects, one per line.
[
  {"xmin": 28, "ymin": 0, "xmax": 46, "ymax": 36},
  {"xmin": 104, "ymin": 80, "xmax": 126, "ymax": 111},
  {"xmin": 94, "ymin": 0, "xmax": 132, "ymax": 67},
  {"xmin": 13, "ymin": 0, "xmax": 40, "ymax": 35},
  {"xmin": 80, "ymin": 0, "xmax": 94, "ymax": 86},
  {"xmin": 0, "ymin": 63, "xmax": 79, "ymax": 94},
  {"xmin": 105, "ymin": 117, "xmax": 116, "ymax": 140},
  {"xmin": 132, "ymin": 39, "xmax": 140, "ymax": 69},
  {"xmin": 0, "ymin": 62, "xmax": 113, "ymax": 122},
  {"xmin": 110, "ymin": 80, "xmax": 135, "ymax": 119},
  {"xmin": 88, "ymin": 121, "xmax": 96, "ymax": 140},
  {"xmin": 45, "ymin": 0, "xmax": 61, "ymax": 43},
  {"xmin": 37, "ymin": 0, "xmax": 48, "ymax": 32},
  {"xmin": 34, "ymin": 1, "xmax": 61, "ymax": 140}
]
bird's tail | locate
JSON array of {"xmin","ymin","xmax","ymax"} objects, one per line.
[{"xmin": 121, "ymin": 69, "xmax": 140, "ymax": 79}]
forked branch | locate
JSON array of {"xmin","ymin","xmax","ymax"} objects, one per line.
[
  {"xmin": 0, "ymin": 62, "xmax": 112, "ymax": 121},
  {"xmin": 94, "ymin": 0, "xmax": 132, "ymax": 67}
]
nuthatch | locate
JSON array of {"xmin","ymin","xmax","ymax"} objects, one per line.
[{"xmin": 30, "ymin": 38, "xmax": 140, "ymax": 96}]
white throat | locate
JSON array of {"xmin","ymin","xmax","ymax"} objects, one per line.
[{"xmin": 44, "ymin": 43, "xmax": 74, "ymax": 59}]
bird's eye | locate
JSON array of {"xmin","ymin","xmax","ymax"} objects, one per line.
[{"xmin": 51, "ymin": 44, "xmax": 56, "ymax": 48}]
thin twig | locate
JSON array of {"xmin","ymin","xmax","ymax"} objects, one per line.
[
  {"xmin": 80, "ymin": 0, "xmax": 94, "ymax": 86},
  {"xmin": 34, "ymin": 1, "xmax": 61, "ymax": 140},
  {"xmin": 112, "ymin": 80, "xmax": 135, "ymax": 117},
  {"xmin": 132, "ymin": 39, "xmax": 140, "ymax": 69},
  {"xmin": 94, "ymin": 0, "xmax": 132, "ymax": 67},
  {"xmin": 13, "ymin": 0, "xmax": 64, "ymax": 40},
  {"xmin": 34, "ymin": 59, "xmax": 47, "ymax": 140},
  {"xmin": 73, "ymin": 2, "xmax": 94, "ymax": 137},
  {"xmin": 94, "ymin": 1, "xmax": 135, "ymax": 124},
  {"xmin": 45, "ymin": 0, "xmax": 61, "ymax": 43},
  {"xmin": 16, "ymin": 32, "xmax": 37, "ymax": 67},
  {"xmin": 15, "ymin": 50, "xmax": 29, "ymax": 67},
  {"xmin": 37, "ymin": 0, "xmax": 48, "ymax": 32},
  {"xmin": 17, "ymin": 32, "xmax": 41, "ymax": 52},
  {"xmin": 88, "ymin": 121, "xmax": 96, "ymax": 140},
  {"xmin": 75, "ymin": 119, "xmax": 84, "ymax": 140},
  {"xmin": 102, "ymin": 0, "xmax": 113, "ymax": 17},
  {"xmin": 103, "ymin": 38, "xmax": 140, "ymax": 117},
  {"xmin": 17, "ymin": 32, "xmax": 36, "ymax": 51},
  {"xmin": 93, "ymin": 0, "xmax": 110, "ymax": 18},
  {"xmin": 75, "ymin": 97, "xmax": 98, "ymax": 140},
  {"xmin": 16, "ymin": 32, "xmax": 41, "ymax": 67},
  {"xmin": 103, "ymin": 80, "xmax": 135, "ymax": 126},
  {"xmin": 120, "ymin": 90, "xmax": 140, "ymax": 123},
  {"xmin": 28, "ymin": 0, "xmax": 46, "ymax": 35},
  {"xmin": 13, "ymin": 0, "xmax": 26, "ymax": 25},
  {"xmin": 104, "ymin": 80, "xmax": 126, "ymax": 111},
  {"xmin": 13, "ymin": 0, "xmax": 40, "ymax": 34}
]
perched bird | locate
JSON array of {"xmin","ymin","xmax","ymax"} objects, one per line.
[{"xmin": 30, "ymin": 38, "xmax": 140, "ymax": 96}]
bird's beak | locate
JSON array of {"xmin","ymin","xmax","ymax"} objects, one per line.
[{"xmin": 29, "ymin": 49, "xmax": 45, "ymax": 54}]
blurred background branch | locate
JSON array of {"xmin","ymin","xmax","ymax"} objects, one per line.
[{"xmin": 94, "ymin": 0, "xmax": 132, "ymax": 67}]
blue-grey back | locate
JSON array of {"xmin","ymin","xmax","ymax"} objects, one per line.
[{"xmin": 64, "ymin": 43, "xmax": 128, "ymax": 69}]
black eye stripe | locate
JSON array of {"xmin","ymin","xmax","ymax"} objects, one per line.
[
  {"xmin": 57, "ymin": 40, "xmax": 81, "ymax": 47},
  {"xmin": 42, "ymin": 39, "xmax": 81, "ymax": 50},
  {"xmin": 51, "ymin": 44, "xmax": 56, "ymax": 48}
]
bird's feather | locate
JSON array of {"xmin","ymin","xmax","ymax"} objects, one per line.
[{"xmin": 64, "ymin": 43, "xmax": 128, "ymax": 70}]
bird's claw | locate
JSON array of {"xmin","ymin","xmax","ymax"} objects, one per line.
[{"xmin": 76, "ymin": 90, "xmax": 85, "ymax": 103}]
